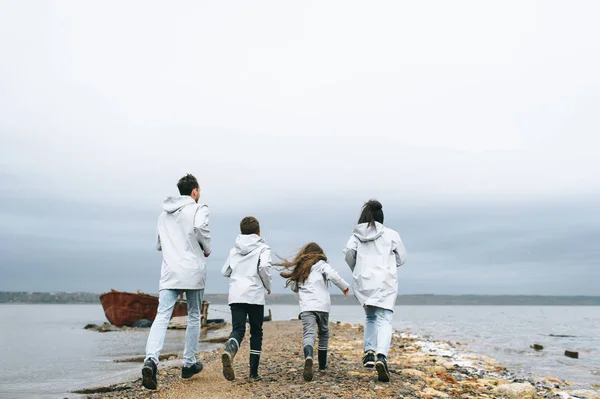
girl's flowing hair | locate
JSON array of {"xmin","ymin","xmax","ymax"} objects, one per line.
[{"xmin": 276, "ymin": 242, "xmax": 327, "ymax": 288}]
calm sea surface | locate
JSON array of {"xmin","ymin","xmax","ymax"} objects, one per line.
[{"xmin": 0, "ymin": 304, "xmax": 599, "ymax": 398}]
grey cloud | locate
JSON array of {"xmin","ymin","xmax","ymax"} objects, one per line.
[{"xmin": 1, "ymin": 2, "xmax": 599, "ymax": 295}]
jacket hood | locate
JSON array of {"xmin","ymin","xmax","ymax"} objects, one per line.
[
  {"xmin": 352, "ymin": 222, "xmax": 385, "ymax": 242},
  {"xmin": 235, "ymin": 234, "xmax": 265, "ymax": 255},
  {"xmin": 162, "ymin": 196, "xmax": 196, "ymax": 213}
]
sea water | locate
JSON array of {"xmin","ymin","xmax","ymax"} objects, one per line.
[{"xmin": 1, "ymin": 304, "xmax": 599, "ymax": 398}]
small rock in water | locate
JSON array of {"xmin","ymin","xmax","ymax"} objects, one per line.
[
  {"xmin": 132, "ymin": 319, "xmax": 153, "ymax": 328},
  {"xmin": 531, "ymin": 344, "xmax": 544, "ymax": 351},
  {"xmin": 564, "ymin": 350, "xmax": 579, "ymax": 359}
]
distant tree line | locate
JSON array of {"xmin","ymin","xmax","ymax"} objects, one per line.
[
  {"xmin": 0, "ymin": 292, "xmax": 100, "ymax": 303},
  {"xmin": 1, "ymin": 292, "xmax": 599, "ymax": 305}
]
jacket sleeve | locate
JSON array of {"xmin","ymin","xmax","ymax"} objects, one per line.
[
  {"xmin": 322, "ymin": 263, "xmax": 350, "ymax": 292},
  {"xmin": 221, "ymin": 254, "xmax": 232, "ymax": 277},
  {"xmin": 155, "ymin": 227, "xmax": 162, "ymax": 252},
  {"xmin": 194, "ymin": 204, "xmax": 211, "ymax": 255},
  {"xmin": 258, "ymin": 248, "xmax": 272, "ymax": 291},
  {"xmin": 393, "ymin": 233, "xmax": 407, "ymax": 267},
  {"xmin": 343, "ymin": 235, "xmax": 358, "ymax": 271}
]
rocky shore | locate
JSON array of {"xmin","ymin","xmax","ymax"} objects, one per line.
[{"xmin": 80, "ymin": 320, "xmax": 599, "ymax": 399}]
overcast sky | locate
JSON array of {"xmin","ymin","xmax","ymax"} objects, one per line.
[{"xmin": 1, "ymin": 1, "xmax": 599, "ymax": 295}]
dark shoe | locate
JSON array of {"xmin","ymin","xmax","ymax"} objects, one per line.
[
  {"xmin": 142, "ymin": 359, "xmax": 157, "ymax": 390},
  {"xmin": 222, "ymin": 339, "xmax": 238, "ymax": 381},
  {"xmin": 362, "ymin": 350, "xmax": 375, "ymax": 368},
  {"xmin": 303, "ymin": 345, "xmax": 314, "ymax": 382},
  {"xmin": 249, "ymin": 353, "xmax": 261, "ymax": 381},
  {"xmin": 182, "ymin": 361, "xmax": 203, "ymax": 379},
  {"xmin": 318, "ymin": 349, "xmax": 328, "ymax": 370},
  {"xmin": 375, "ymin": 354, "xmax": 390, "ymax": 382}
]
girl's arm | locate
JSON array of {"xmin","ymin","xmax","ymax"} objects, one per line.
[
  {"xmin": 221, "ymin": 254, "xmax": 232, "ymax": 277},
  {"xmin": 322, "ymin": 263, "xmax": 350, "ymax": 293},
  {"xmin": 258, "ymin": 248, "xmax": 272, "ymax": 294},
  {"xmin": 343, "ymin": 236, "xmax": 358, "ymax": 271},
  {"xmin": 393, "ymin": 233, "xmax": 407, "ymax": 267}
]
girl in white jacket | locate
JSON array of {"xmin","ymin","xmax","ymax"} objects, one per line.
[
  {"xmin": 277, "ymin": 242, "xmax": 350, "ymax": 382},
  {"xmin": 343, "ymin": 200, "xmax": 407, "ymax": 383}
]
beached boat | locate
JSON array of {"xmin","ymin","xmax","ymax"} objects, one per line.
[{"xmin": 99, "ymin": 289, "xmax": 188, "ymax": 327}]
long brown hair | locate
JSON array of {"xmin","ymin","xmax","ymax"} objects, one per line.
[{"xmin": 276, "ymin": 242, "xmax": 327, "ymax": 288}]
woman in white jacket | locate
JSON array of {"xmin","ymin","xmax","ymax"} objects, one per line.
[
  {"xmin": 278, "ymin": 242, "xmax": 350, "ymax": 382},
  {"xmin": 343, "ymin": 200, "xmax": 407, "ymax": 383}
]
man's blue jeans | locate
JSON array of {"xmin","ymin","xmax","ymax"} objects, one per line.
[
  {"xmin": 363, "ymin": 305, "xmax": 393, "ymax": 356},
  {"xmin": 145, "ymin": 289, "xmax": 203, "ymax": 367}
]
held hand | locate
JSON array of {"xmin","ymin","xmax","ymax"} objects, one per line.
[
  {"xmin": 267, "ymin": 289, "xmax": 271, "ymax": 295},
  {"xmin": 343, "ymin": 287, "xmax": 350, "ymax": 296}
]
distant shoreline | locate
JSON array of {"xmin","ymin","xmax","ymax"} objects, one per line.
[{"xmin": 2, "ymin": 291, "xmax": 600, "ymax": 305}]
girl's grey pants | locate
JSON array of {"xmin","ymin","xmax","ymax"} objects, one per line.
[{"xmin": 300, "ymin": 311, "xmax": 329, "ymax": 351}]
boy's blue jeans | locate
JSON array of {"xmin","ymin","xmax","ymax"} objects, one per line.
[
  {"xmin": 145, "ymin": 289, "xmax": 203, "ymax": 367},
  {"xmin": 363, "ymin": 305, "xmax": 393, "ymax": 357}
]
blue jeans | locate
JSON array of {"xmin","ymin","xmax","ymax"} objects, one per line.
[
  {"xmin": 145, "ymin": 289, "xmax": 203, "ymax": 367},
  {"xmin": 363, "ymin": 306, "xmax": 393, "ymax": 357}
]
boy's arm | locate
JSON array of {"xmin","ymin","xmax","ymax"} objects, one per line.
[
  {"xmin": 343, "ymin": 236, "xmax": 358, "ymax": 271},
  {"xmin": 221, "ymin": 254, "xmax": 232, "ymax": 277},
  {"xmin": 393, "ymin": 233, "xmax": 407, "ymax": 267},
  {"xmin": 194, "ymin": 205, "xmax": 211, "ymax": 256},
  {"xmin": 258, "ymin": 248, "xmax": 272, "ymax": 294},
  {"xmin": 322, "ymin": 263, "xmax": 350, "ymax": 292}
]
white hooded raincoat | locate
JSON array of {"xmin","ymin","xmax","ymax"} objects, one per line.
[
  {"xmin": 343, "ymin": 222, "xmax": 406, "ymax": 311},
  {"xmin": 156, "ymin": 196, "xmax": 211, "ymax": 291},
  {"xmin": 221, "ymin": 234, "xmax": 272, "ymax": 306},
  {"xmin": 291, "ymin": 260, "xmax": 350, "ymax": 313}
]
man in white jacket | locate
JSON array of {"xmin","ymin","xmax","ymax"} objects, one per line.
[{"xmin": 142, "ymin": 174, "xmax": 211, "ymax": 390}]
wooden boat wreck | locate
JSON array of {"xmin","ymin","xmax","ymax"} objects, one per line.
[{"xmin": 99, "ymin": 289, "xmax": 189, "ymax": 327}]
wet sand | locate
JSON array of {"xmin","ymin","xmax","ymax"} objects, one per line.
[{"xmin": 81, "ymin": 320, "xmax": 599, "ymax": 399}]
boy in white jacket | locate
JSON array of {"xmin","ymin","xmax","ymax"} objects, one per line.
[
  {"xmin": 278, "ymin": 242, "xmax": 350, "ymax": 382},
  {"xmin": 343, "ymin": 200, "xmax": 406, "ymax": 383},
  {"xmin": 221, "ymin": 216, "xmax": 272, "ymax": 381},
  {"xmin": 142, "ymin": 174, "xmax": 211, "ymax": 390}
]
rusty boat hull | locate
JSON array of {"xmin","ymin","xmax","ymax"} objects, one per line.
[{"xmin": 99, "ymin": 290, "xmax": 187, "ymax": 327}]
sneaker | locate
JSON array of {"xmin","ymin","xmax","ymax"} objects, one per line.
[
  {"xmin": 142, "ymin": 359, "xmax": 157, "ymax": 390},
  {"xmin": 249, "ymin": 374, "xmax": 263, "ymax": 381},
  {"xmin": 362, "ymin": 350, "xmax": 375, "ymax": 368},
  {"xmin": 303, "ymin": 345, "xmax": 314, "ymax": 382},
  {"xmin": 182, "ymin": 361, "xmax": 203, "ymax": 379},
  {"xmin": 375, "ymin": 354, "xmax": 390, "ymax": 382}
]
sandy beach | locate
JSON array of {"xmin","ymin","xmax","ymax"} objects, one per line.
[{"xmin": 77, "ymin": 320, "xmax": 599, "ymax": 399}]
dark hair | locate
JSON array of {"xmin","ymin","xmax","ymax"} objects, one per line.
[
  {"xmin": 177, "ymin": 174, "xmax": 199, "ymax": 196},
  {"xmin": 358, "ymin": 199, "xmax": 384, "ymax": 228},
  {"xmin": 276, "ymin": 242, "xmax": 327, "ymax": 287},
  {"xmin": 240, "ymin": 216, "xmax": 260, "ymax": 235}
]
